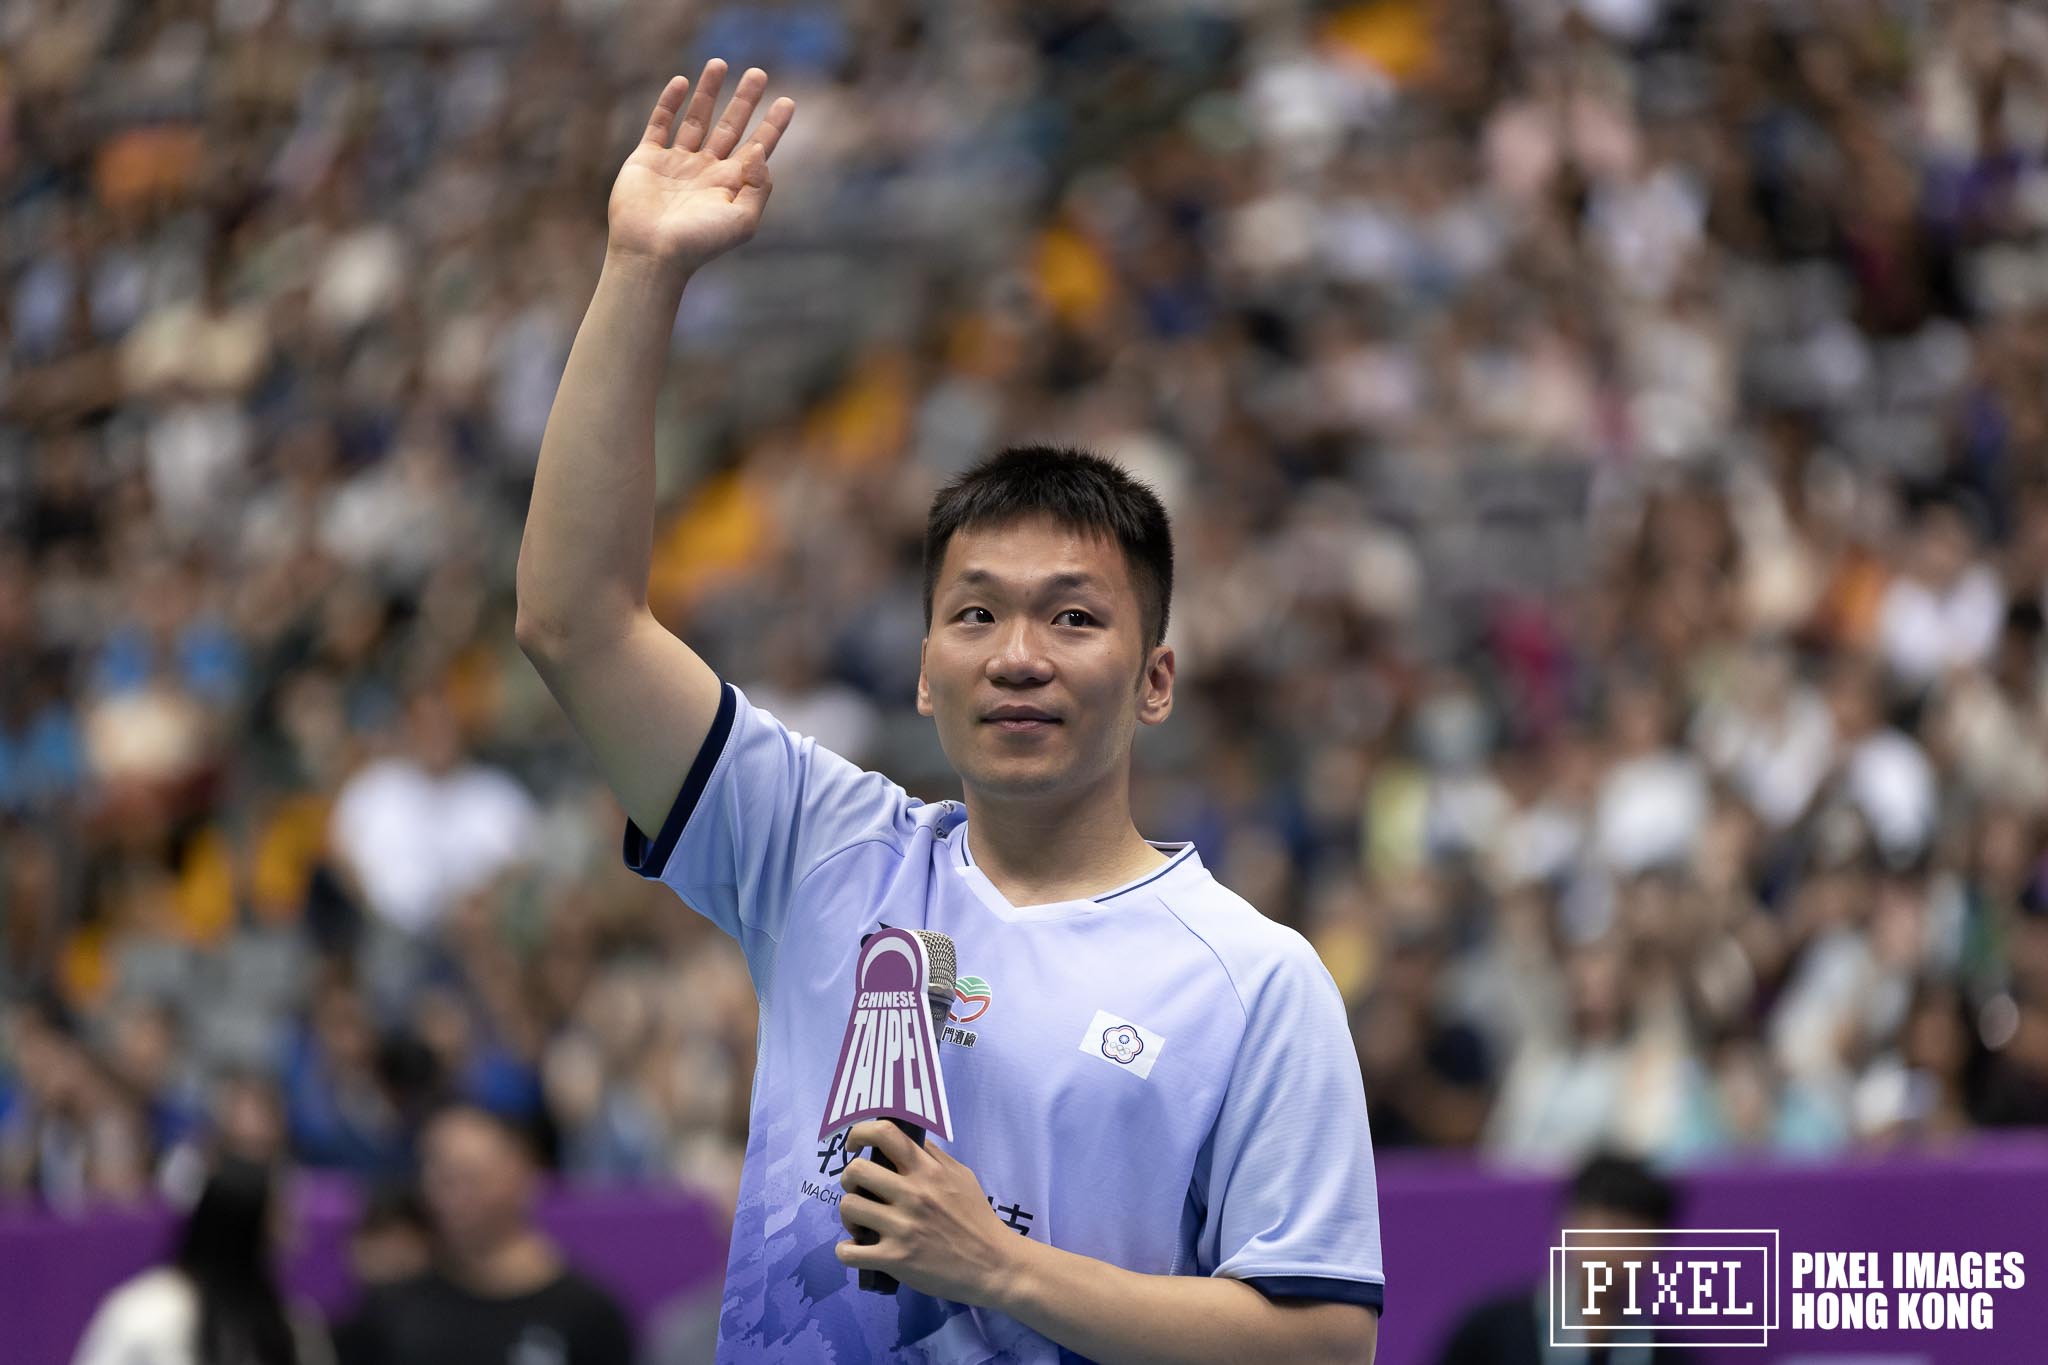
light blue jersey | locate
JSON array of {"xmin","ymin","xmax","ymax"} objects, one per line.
[{"xmin": 624, "ymin": 681, "xmax": 1385, "ymax": 1363}]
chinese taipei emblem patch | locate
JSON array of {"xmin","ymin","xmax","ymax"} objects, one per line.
[
  {"xmin": 1079, "ymin": 1008, "xmax": 1166, "ymax": 1080},
  {"xmin": 818, "ymin": 928, "xmax": 953, "ymax": 1141}
]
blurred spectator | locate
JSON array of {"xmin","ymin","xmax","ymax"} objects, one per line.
[
  {"xmin": 0, "ymin": 992, "xmax": 153, "ymax": 1209},
  {"xmin": 326, "ymin": 689, "xmax": 538, "ymax": 938},
  {"xmin": 1484, "ymin": 936, "xmax": 1701, "ymax": 1166},
  {"xmin": 281, "ymin": 973, "xmax": 412, "ymax": 1175},
  {"xmin": 337, "ymin": 1104, "xmax": 630, "ymax": 1365},
  {"xmin": 1877, "ymin": 502, "xmax": 2004, "ymax": 692},
  {"xmin": 1594, "ymin": 676, "xmax": 1710, "ymax": 876},
  {"xmin": 1433, "ymin": 1153, "xmax": 1698, "ymax": 1365},
  {"xmin": 347, "ymin": 1182, "xmax": 434, "ymax": 1288},
  {"xmin": 331, "ymin": 1182, "xmax": 433, "ymax": 1365},
  {"xmin": 70, "ymin": 1156, "xmax": 333, "ymax": 1365},
  {"xmin": 210, "ymin": 1070, "xmax": 291, "ymax": 1166},
  {"xmin": 408, "ymin": 981, "xmax": 542, "ymax": 1127},
  {"xmin": 1855, "ymin": 976, "xmax": 1979, "ymax": 1144},
  {"xmin": 1351, "ymin": 924, "xmax": 1494, "ymax": 1149},
  {"xmin": 1979, "ymin": 898, "xmax": 2048, "ymax": 1127},
  {"xmin": 104, "ymin": 995, "xmax": 205, "ymax": 1157}
]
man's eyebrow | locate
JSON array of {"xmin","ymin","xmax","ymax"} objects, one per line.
[{"xmin": 953, "ymin": 569, "xmax": 1105, "ymax": 594}]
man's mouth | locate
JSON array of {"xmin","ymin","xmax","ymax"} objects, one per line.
[{"xmin": 983, "ymin": 708, "xmax": 1061, "ymax": 731}]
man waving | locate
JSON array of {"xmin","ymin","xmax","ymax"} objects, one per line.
[{"xmin": 516, "ymin": 60, "xmax": 1383, "ymax": 1365}]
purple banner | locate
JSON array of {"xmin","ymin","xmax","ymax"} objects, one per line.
[
  {"xmin": 8, "ymin": 1138, "xmax": 2048, "ymax": 1363},
  {"xmin": 1377, "ymin": 1136, "xmax": 2048, "ymax": 1365},
  {"xmin": 0, "ymin": 1177, "xmax": 729, "ymax": 1365}
]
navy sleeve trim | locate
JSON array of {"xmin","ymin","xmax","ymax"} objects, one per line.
[
  {"xmin": 1243, "ymin": 1276, "xmax": 1384, "ymax": 1315},
  {"xmin": 621, "ymin": 681, "xmax": 738, "ymax": 878}
]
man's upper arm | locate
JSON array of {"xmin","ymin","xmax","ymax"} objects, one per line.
[
  {"xmin": 519, "ymin": 609, "xmax": 722, "ymax": 840},
  {"xmin": 1275, "ymin": 1299, "xmax": 1378, "ymax": 1364},
  {"xmin": 528, "ymin": 615, "xmax": 915, "ymax": 981}
]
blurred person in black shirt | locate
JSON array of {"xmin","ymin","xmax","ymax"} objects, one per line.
[
  {"xmin": 330, "ymin": 1181, "xmax": 433, "ymax": 1364},
  {"xmin": 1434, "ymin": 1154, "xmax": 1697, "ymax": 1365},
  {"xmin": 1351, "ymin": 923, "xmax": 1494, "ymax": 1149},
  {"xmin": 347, "ymin": 1181, "xmax": 434, "ymax": 1287},
  {"xmin": 338, "ymin": 1104, "xmax": 630, "ymax": 1365}
]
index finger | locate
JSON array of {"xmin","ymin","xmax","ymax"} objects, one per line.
[{"xmin": 847, "ymin": 1120, "xmax": 934, "ymax": 1171}]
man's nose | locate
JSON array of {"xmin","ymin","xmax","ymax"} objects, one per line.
[{"xmin": 986, "ymin": 618, "xmax": 1052, "ymax": 680}]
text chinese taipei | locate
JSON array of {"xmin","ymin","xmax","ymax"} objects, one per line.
[{"xmin": 819, "ymin": 928, "xmax": 953, "ymax": 1140}]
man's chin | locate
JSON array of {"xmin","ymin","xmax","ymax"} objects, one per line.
[{"xmin": 960, "ymin": 761, "xmax": 1071, "ymax": 800}]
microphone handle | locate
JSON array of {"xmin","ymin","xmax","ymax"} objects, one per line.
[{"xmin": 857, "ymin": 1118, "xmax": 927, "ymax": 1294}]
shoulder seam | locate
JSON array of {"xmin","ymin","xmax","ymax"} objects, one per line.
[
  {"xmin": 767, "ymin": 825, "xmax": 924, "ymax": 988},
  {"xmin": 790, "ymin": 820, "xmax": 922, "ymax": 906},
  {"xmin": 1148, "ymin": 888, "xmax": 1254, "ymax": 1027}
]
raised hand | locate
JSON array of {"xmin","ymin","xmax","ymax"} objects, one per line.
[{"xmin": 607, "ymin": 61, "xmax": 796, "ymax": 279}]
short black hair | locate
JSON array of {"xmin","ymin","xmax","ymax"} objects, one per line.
[
  {"xmin": 421, "ymin": 1099, "xmax": 543, "ymax": 1167},
  {"xmin": 356, "ymin": 1180, "xmax": 432, "ymax": 1236},
  {"xmin": 923, "ymin": 445, "xmax": 1174, "ymax": 652},
  {"xmin": 1568, "ymin": 1152, "xmax": 1679, "ymax": 1227}
]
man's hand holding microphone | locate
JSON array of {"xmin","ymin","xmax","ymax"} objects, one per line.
[{"xmin": 834, "ymin": 1117, "xmax": 1034, "ymax": 1305}]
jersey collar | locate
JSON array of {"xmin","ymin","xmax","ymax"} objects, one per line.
[{"xmin": 947, "ymin": 813, "xmax": 1201, "ymax": 920}]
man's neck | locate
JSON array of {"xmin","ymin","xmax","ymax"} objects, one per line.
[
  {"xmin": 960, "ymin": 788, "xmax": 1169, "ymax": 907},
  {"xmin": 442, "ymin": 1230, "xmax": 561, "ymax": 1298}
]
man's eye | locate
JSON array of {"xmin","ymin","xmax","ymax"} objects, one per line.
[
  {"xmin": 1055, "ymin": 610, "xmax": 1096, "ymax": 627},
  {"xmin": 959, "ymin": 607, "xmax": 993, "ymax": 623}
]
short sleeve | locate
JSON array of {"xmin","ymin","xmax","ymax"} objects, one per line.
[
  {"xmin": 621, "ymin": 680, "xmax": 914, "ymax": 986},
  {"xmin": 1194, "ymin": 944, "xmax": 1385, "ymax": 1313}
]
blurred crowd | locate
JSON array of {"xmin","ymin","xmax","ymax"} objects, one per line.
[{"xmin": 8, "ymin": 0, "xmax": 2048, "ymax": 1219}]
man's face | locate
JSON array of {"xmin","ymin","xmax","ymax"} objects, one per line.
[
  {"xmin": 918, "ymin": 514, "xmax": 1172, "ymax": 803},
  {"xmin": 421, "ymin": 1112, "xmax": 532, "ymax": 1256}
]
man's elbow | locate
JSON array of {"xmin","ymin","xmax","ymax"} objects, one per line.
[
  {"xmin": 513, "ymin": 607, "xmax": 568, "ymax": 660},
  {"xmin": 514, "ymin": 600, "xmax": 636, "ymax": 660}
]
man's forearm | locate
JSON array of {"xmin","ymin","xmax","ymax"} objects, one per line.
[
  {"xmin": 991, "ymin": 1238, "xmax": 1376, "ymax": 1365},
  {"xmin": 514, "ymin": 251, "xmax": 691, "ymax": 644}
]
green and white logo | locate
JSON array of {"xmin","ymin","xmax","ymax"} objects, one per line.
[{"xmin": 950, "ymin": 974, "xmax": 993, "ymax": 1023}]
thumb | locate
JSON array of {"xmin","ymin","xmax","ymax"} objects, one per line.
[{"xmin": 733, "ymin": 143, "xmax": 773, "ymax": 215}]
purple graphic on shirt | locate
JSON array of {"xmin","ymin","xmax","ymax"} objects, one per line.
[{"xmin": 818, "ymin": 928, "xmax": 952, "ymax": 1141}]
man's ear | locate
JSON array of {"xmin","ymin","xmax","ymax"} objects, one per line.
[
  {"xmin": 916, "ymin": 638, "xmax": 933, "ymax": 716},
  {"xmin": 1137, "ymin": 644, "xmax": 1174, "ymax": 726}
]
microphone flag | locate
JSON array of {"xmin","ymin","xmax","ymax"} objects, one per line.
[{"xmin": 818, "ymin": 927, "xmax": 953, "ymax": 1141}]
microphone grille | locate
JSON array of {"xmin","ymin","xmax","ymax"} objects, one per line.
[
  {"xmin": 913, "ymin": 931, "xmax": 957, "ymax": 1040},
  {"xmin": 913, "ymin": 930, "xmax": 956, "ymax": 996}
]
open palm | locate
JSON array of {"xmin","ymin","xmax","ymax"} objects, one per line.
[{"xmin": 609, "ymin": 61, "xmax": 796, "ymax": 275}]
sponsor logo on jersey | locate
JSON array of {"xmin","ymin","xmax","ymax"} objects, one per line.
[{"xmin": 950, "ymin": 974, "xmax": 993, "ymax": 1023}]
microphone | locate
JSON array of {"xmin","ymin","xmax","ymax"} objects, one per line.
[
  {"xmin": 860, "ymin": 929, "xmax": 956, "ymax": 1294},
  {"xmin": 816, "ymin": 926, "xmax": 958, "ymax": 1295}
]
